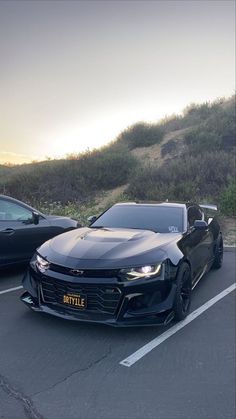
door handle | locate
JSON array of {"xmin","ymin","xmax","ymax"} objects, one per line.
[{"xmin": 0, "ymin": 228, "xmax": 15, "ymax": 235}]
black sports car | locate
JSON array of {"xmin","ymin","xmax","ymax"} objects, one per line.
[
  {"xmin": 0, "ymin": 195, "xmax": 79, "ymax": 268},
  {"xmin": 21, "ymin": 202, "xmax": 223, "ymax": 326}
]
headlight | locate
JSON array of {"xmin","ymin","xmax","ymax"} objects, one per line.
[
  {"xmin": 121, "ymin": 264, "xmax": 162, "ymax": 280},
  {"xmin": 36, "ymin": 254, "xmax": 50, "ymax": 273}
]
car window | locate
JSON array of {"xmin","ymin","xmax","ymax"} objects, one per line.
[
  {"xmin": 187, "ymin": 206, "xmax": 204, "ymax": 228},
  {"xmin": 91, "ymin": 205, "xmax": 184, "ymax": 233},
  {"xmin": 0, "ymin": 199, "xmax": 32, "ymax": 221}
]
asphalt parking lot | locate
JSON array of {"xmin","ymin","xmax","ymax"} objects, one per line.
[{"xmin": 0, "ymin": 250, "xmax": 235, "ymax": 419}]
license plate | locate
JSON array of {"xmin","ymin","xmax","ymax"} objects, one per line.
[{"xmin": 62, "ymin": 293, "xmax": 87, "ymax": 309}]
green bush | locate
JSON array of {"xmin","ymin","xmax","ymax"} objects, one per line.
[
  {"xmin": 220, "ymin": 181, "xmax": 236, "ymax": 215},
  {"xmin": 1, "ymin": 145, "xmax": 137, "ymax": 204},
  {"xmin": 184, "ymin": 98, "xmax": 236, "ymax": 154},
  {"xmin": 126, "ymin": 151, "xmax": 235, "ymax": 204},
  {"xmin": 117, "ymin": 122, "xmax": 165, "ymax": 149}
]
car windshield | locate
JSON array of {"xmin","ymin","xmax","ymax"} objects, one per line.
[{"xmin": 91, "ymin": 205, "xmax": 184, "ymax": 233}]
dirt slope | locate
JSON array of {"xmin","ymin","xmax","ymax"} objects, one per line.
[{"xmin": 131, "ymin": 127, "xmax": 191, "ymax": 166}]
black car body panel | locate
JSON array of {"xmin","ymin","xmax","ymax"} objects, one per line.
[
  {"xmin": 21, "ymin": 202, "xmax": 222, "ymax": 326},
  {"xmin": 0, "ymin": 195, "xmax": 79, "ymax": 267},
  {"xmin": 37, "ymin": 227, "xmax": 181, "ymax": 268}
]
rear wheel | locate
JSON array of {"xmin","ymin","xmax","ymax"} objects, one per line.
[
  {"xmin": 212, "ymin": 234, "xmax": 223, "ymax": 269},
  {"xmin": 173, "ymin": 262, "xmax": 192, "ymax": 321}
]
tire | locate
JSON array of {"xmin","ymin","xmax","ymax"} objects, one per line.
[
  {"xmin": 173, "ymin": 262, "xmax": 192, "ymax": 321},
  {"xmin": 212, "ymin": 234, "xmax": 223, "ymax": 269}
]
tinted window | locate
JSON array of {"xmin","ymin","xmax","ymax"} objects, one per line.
[
  {"xmin": 91, "ymin": 205, "xmax": 183, "ymax": 233},
  {"xmin": 0, "ymin": 199, "xmax": 32, "ymax": 221},
  {"xmin": 187, "ymin": 206, "xmax": 203, "ymax": 227}
]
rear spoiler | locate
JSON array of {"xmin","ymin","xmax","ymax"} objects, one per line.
[{"xmin": 200, "ymin": 204, "xmax": 218, "ymax": 211}]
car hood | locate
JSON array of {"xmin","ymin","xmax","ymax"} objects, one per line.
[
  {"xmin": 45, "ymin": 214, "xmax": 78, "ymax": 228},
  {"xmin": 38, "ymin": 227, "xmax": 182, "ymax": 269}
]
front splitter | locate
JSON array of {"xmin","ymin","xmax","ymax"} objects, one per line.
[{"xmin": 21, "ymin": 292, "xmax": 175, "ymax": 327}]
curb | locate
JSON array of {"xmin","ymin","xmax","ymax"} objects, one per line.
[{"xmin": 224, "ymin": 246, "xmax": 236, "ymax": 252}]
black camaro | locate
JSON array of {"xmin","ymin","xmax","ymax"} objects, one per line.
[
  {"xmin": 21, "ymin": 202, "xmax": 223, "ymax": 326},
  {"xmin": 0, "ymin": 195, "xmax": 79, "ymax": 268}
]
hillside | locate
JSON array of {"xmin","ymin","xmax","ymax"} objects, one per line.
[{"xmin": 0, "ymin": 95, "xmax": 235, "ymax": 232}]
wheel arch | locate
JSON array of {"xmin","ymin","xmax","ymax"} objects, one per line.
[{"xmin": 175, "ymin": 258, "xmax": 192, "ymax": 282}]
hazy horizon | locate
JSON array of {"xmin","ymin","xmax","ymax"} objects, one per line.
[{"xmin": 0, "ymin": 0, "xmax": 235, "ymax": 165}]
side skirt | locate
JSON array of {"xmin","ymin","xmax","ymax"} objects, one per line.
[{"xmin": 191, "ymin": 263, "xmax": 209, "ymax": 290}]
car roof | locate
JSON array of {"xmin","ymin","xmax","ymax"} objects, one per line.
[
  {"xmin": 0, "ymin": 194, "xmax": 30, "ymax": 206},
  {"xmin": 0, "ymin": 194, "xmax": 44, "ymax": 216},
  {"xmin": 114, "ymin": 202, "xmax": 187, "ymax": 209}
]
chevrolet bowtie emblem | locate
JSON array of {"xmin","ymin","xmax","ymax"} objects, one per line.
[{"xmin": 70, "ymin": 269, "xmax": 84, "ymax": 276}]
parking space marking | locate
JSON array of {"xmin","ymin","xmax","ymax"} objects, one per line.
[
  {"xmin": 0, "ymin": 285, "xmax": 23, "ymax": 295},
  {"xmin": 120, "ymin": 283, "xmax": 236, "ymax": 367}
]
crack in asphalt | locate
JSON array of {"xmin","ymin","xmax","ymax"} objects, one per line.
[
  {"xmin": 84, "ymin": 362, "xmax": 119, "ymax": 419},
  {"xmin": 0, "ymin": 374, "xmax": 44, "ymax": 419},
  {"xmin": 31, "ymin": 346, "xmax": 112, "ymax": 398}
]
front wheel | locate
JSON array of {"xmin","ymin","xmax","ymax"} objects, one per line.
[{"xmin": 173, "ymin": 262, "xmax": 192, "ymax": 321}]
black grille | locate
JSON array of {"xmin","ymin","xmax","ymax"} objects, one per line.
[
  {"xmin": 41, "ymin": 277, "xmax": 121, "ymax": 315},
  {"xmin": 50, "ymin": 263, "xmax": 119, "ymax": 278}
]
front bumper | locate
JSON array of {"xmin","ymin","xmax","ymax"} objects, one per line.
[{"xmin": 21, "ymin": 262, "xmax": 178, "ymax": 327}]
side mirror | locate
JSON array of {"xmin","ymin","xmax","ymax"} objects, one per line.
[
  {"xmin": 193, "ymin": 220, "xmax": 208, "ymax": 230},
  {"xmin": 87, "ymin": 215, "xmax": 97, "ymax": 225},
  {"xmin": 32, "ymin": 211, "xmax": 39, "ymax": 225}
]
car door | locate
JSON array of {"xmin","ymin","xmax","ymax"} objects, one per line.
[
  {"xmin": 184, "ymin": 205, "xmax": 212, "ymax": 282},
  {"xmin": 0, "ymin": 198, "xmax": 52, "ymax": 265}
]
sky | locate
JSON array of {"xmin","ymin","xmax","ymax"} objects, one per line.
[{"xmin": 0, "ymin": 0, "xmax": 235, "ymax": 165}]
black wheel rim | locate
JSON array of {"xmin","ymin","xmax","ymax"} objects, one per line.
[{"xmin": 180, "ymin": 270, "xmax": 191, "ymax": 313}]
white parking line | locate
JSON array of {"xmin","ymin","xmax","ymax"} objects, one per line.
[
  {"xmin": 120, "ymin": 283, "xmax": 236, "ymax": 367},
  {"xmin": 0, "ymin": 285, "xmax": 23, "ymax": 295}
]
